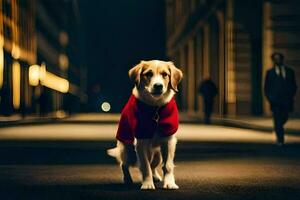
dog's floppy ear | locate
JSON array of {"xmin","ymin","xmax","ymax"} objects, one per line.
[
  {"xmin": 168, "ymin": 62, "xmax": 183, "ymax": 92},
  {"xmin": 128, "ymin": 61, "xmax": 144, "ymax": 85}
]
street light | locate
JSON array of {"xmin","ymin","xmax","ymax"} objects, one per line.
[
  {"xmin": 29, "ymin": 64, "xmax": 40, "ymax": 86},
  {"xmin": 28, "ymin": 63, "xmax": 69, "ymax": 93}
]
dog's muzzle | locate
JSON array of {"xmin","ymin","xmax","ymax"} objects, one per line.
[{"xmin": 151, "ymin": 83, "xmax": 164, "ymax": 96}]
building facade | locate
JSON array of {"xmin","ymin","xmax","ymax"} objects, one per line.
[
  {"xmin": 0, "ymin": 0, "xmax": 86, "ymax": 117},
  {"xmin": 166, "ymin": 0, "xmax": 300, "ymax": 117}
]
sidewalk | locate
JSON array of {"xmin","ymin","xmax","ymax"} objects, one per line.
[
  {"xmin": 61, "ymin": 113, "xmax": 300, "ymax": 135},
  {"xmin": 0, "ymin": 112, "xmax": 66, "ymax": 127},
  {"xmin": 1, "ymin": 113, "xmax": 299, "ymax": 135},
  {"xmin": 180, "ymin": 113, "xmax": 300, "ymax": 135}
]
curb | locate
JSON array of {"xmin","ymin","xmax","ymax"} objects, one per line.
[{"xmin": 0, "ymin": 118, "xmax": 65, "ymax": 128}]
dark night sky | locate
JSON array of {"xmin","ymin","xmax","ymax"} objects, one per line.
[{"xmin": 80, "ymin": 0, "xmax": 166, "ymax": 112}]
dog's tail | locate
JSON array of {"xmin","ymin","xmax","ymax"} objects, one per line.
[
  {"xmin": 106, "ymin": 141, "xmax": 124, "ymax": 164},
  {"xmin": 107, "ymin": 147, "xmax": 120, "ymax": 158},
  {"xmin": 107, "ymin": 141, "xmax": 137, "ymax": 166}
]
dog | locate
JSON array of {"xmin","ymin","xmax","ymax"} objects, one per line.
[{"xmin": 107, "ymin": 60, "xmax": 183, "ymax": 190}]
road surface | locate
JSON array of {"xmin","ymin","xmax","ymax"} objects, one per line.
[{"xmin": 0, "ymin": 123, "xmax": 300, "ymax": 199}]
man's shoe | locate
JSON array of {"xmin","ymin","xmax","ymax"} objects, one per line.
[{"xmin": 276, "ymin": 142, "xmax": 284, "ymax": 147}]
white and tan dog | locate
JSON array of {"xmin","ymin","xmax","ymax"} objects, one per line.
[{"xmin": 107, "ymin": 60, "xmax": 183, "ymax": 190}]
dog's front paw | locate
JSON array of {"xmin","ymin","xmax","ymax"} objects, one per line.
[
  {"xmin": 163, "ymin": 174, "xmax": 179, "ymax": 190},
  {"xmin": 141, "ymin": 180, "xmax": 155, "ymax": 190},
  {"xmin": 163, "ymin": 181, "xmax": 179, "ymax": 190}
]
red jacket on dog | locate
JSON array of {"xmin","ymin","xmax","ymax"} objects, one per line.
[{"xmin": 116, "ymin": 95, "xmax": 179, "ymax": 144}]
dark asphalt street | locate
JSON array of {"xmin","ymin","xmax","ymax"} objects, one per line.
[{"xmin": 0, "ymin": 124, "xmax": 300, "ymax": 200}]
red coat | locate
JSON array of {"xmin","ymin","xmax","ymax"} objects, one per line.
[{"xmin": 116, "ymin": 95, "xmax": 179, "ymax": 144}]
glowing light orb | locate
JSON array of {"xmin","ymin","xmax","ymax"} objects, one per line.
[{"xmin": 101, "ymin": 102, "xmax": 111, "ymax": 112}]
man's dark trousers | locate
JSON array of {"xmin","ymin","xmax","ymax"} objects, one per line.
[
  {"xmin": 272, "ymin": 107, "xmax": 289, "ymax": 144},
  {"xmin": 203, "ymin": 97, "xmax": 213, "ymax": 124}
]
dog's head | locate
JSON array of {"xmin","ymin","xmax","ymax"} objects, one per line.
[{"xmin": 129, "ymin": 60, "xmax": 183, "ymax": 105}]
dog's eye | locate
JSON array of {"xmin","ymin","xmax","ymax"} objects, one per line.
[
  {"xmin": 161, "ymin": 72, "xmax": 168, "ymax": 78},
  {"xmin": 144, "ymin": 72, "xmax": 153, "ymax": 78}
]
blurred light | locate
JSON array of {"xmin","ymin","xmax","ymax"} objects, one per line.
[
  {"xmin": 59, "ymin": 54, "xmax": 69, "ymax": 70},
  {"xmin": 11, "ymin": 43, "xmax": 20, "ymax": 59},
  {"xmin": 0, "ymin": 46, "xmax": 3, "ymax": 89},
  {"xmin": 43, "ymin": 71, "xmax": 69, "ymax": 93},
  {"xmin": 59, "ymin": 31, "xmax": 69, "ymax": 46},
  {"xmin": 55, "ymin": 110, "xmax": 67, "ymax": 118},
  {"xmin": 0, "ymin": 34, "xmax": 3, "ymax": 46},
  {"xmin": 39, "ymin": 63, "xmax": 46, "ymax": 84},
  {"xmin": 29, "ymin": 64, "xmax": 40, "ymax": 86},
  {"xmin": 28, "ymin": 63, "xmax": 69, "ymax": 93},
  {"xmin": 101, "ymin": 102, "xmax": 111, "ymax": 112},
  {"xmin": 12, "ymin": 61, "xmax": 20, "ymax": 109}
]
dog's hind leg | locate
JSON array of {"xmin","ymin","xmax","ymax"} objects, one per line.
[
  {"xmin": 121, "ymin": 164, "xmax": 133, "ymax": 184},
  {"xmin": 122, "ymin": 143, "xmax": 137, "ymax": 184},
  {"xmin": 151, "ymin": 148, "xmax": 163, "ymax": 182},
  {"xmin": 161, "ymin": 135, "xmax": 179, "ymax": 189},
  {"xmin": 108, "ymin": 141, "xmax": 135, "ymax": 185},
  {"xmin": 136, "ymin": 139, "xmax": 155, "ymax": 190}
]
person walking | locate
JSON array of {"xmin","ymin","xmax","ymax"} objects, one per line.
[
  {"xmin": 199, "ymin": 77, "xmax": 218, "ymax": 124},
  {"xmin": 264, "ymin": 53, "xmax": 297, "ymax": 146}
]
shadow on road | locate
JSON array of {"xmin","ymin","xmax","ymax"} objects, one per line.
[
  {"xmin": 0, "ymin": 140, "xmax": 299, "ymax": 165},
  {"xmin": 1, "ymin": 181, "xmax": 300, "ymax": 200}
]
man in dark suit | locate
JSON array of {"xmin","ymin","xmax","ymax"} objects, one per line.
[{"xmin": 264, "ymin": 53, "xmax": 297, "ymax": 146}]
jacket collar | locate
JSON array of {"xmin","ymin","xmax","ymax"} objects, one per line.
[{"xmin": 132, "ymin": 95, "xmax": 170, "ymax": 123}]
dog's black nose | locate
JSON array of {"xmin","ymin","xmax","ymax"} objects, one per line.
[{"xmin": 153, "ymin": 83, "xmax": 163, "ymax": 91}]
